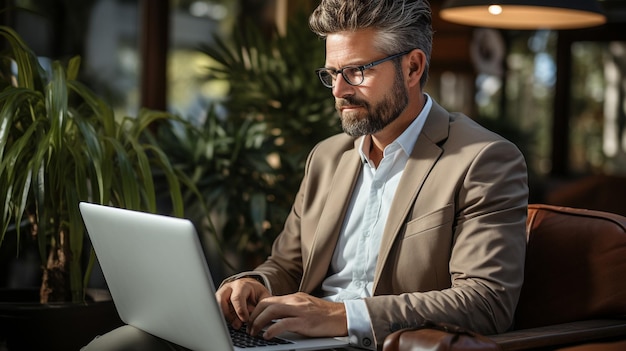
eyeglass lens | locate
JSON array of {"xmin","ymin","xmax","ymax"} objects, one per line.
[{"xmin": 318, "ymin": 67, "xmax": 363, "ymax": 88}]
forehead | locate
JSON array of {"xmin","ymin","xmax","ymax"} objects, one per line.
[{"xmin": 325, "ymin": 29, "xmax": 381, "ymax": 66}]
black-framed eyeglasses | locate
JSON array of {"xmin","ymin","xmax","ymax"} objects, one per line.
[{"xmin": 315, "ymin": 50, "xmax": 412, "ymax": 88}]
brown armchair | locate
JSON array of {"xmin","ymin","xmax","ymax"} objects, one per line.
[{"xmin": 383, "ymin": 204, "xmax": 626, "ymax": 350}]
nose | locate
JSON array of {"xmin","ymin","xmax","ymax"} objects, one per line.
[{"xmin": 332, "ymin": 73, "xmax": 354, "ymax": 98}]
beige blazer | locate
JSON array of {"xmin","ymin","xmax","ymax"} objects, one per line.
[{"xmin": 232, "ymin": 100, "xmax": 528, "ymax": 348}]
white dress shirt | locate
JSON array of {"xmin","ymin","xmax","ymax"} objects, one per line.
[{"xmin": 320, "ymin": 95, "xmax": 432, "ymax": 349}]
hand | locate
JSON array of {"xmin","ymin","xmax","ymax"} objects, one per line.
[
  {"xmin": 216, "ymin": 277, "xmax": 271, "ymax": 329},
  {"xmin": 247, "ymin": 292, "xmax": 348, "ymax": 340}
]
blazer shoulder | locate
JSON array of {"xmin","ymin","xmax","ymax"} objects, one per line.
[
  {"xmin": 425, "ymin": 101, "xmax": 515, "ymax": 148},
  {"xmin": 449, "ymin": 112, "xmax": 508, "ymax": 142}
]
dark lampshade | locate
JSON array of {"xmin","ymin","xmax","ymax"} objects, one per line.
[{"xmin": 440, "ymin": 0, "xmax": 607, "ymax": 29}]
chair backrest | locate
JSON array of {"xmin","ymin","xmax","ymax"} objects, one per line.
[{"xmin": 514, "ymin": 204, "xmax": 626, "ymax": 330}]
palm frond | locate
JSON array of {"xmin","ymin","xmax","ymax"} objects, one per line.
[{"xmin": 0, "ymin": 25, "xmax": 206, "ymax": 303}]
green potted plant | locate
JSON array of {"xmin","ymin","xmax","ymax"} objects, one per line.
[
  {"xmin": 0, "ymin": 25, "xmax": 200, "ymax": 349},
  {"xmin": 0, "ymin": 24, "xmax": 204, "ymax": 349}
]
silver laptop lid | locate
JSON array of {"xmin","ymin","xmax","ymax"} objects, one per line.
[{"xmin": 79, "ymin": 202, "xmax": 233, "ymax": 351}]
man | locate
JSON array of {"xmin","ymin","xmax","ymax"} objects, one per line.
[
  {"xmin": 217, "ymin": 0, "xmax": 527, "ymax": 349},
  {"xmin": 83, "ymin": 0, "xmax": 528, "ymax": 350}
]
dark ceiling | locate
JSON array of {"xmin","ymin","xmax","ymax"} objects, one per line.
[{"xmin": 600, "ymin": 0, "xmax": 626, "ymax": 22}]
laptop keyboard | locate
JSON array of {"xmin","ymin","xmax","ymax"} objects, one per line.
[{"xmin": 229, "ymin": 325, "xmax": 295, "ymax": 348}]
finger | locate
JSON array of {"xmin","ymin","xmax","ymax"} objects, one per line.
[
  {"xmin": 258, "ymin": 288, "xmax": 272, "ymax": 301},
  {"xmin": 230, "ymin": 288, "xmax": 252, "ymax": 323},
  {"xmin": 248, "ymin": 295, "xmax": 278, "ymax": 321},
  {"xmin": 262, "ymin": 318, "xmax": 295, "ymax": 340},
  {"xmin": 216, "ymin": 287, "xmax": 238, "ymax": 324},
  {"xmin": 226, "ymin": 301, "xmax": 245, "ymax": 329},
  {"xmin": 249, "ymin": 298, "xmax": 291, "ymax": 336},
  {"xmin": 230, "ymin": 315, "xmax": 243, "ymax": 330}
]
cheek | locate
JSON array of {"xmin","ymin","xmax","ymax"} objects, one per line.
[{"xmin": 363, "ymin": 74, "xmax": 395, "ymax": 96}]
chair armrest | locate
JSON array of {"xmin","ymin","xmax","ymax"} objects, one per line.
[{"xmin": 488, "ymin": 319, "xmax": 626, "ymax": 350}]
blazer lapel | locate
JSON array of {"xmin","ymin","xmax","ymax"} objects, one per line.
[
  {"xmin": 373, "ymin": 102, "xmax": 450, "ymax": 290},
  {"xmin": 299, "ymin": 140, "xmax": 362, "ymax": 292}
]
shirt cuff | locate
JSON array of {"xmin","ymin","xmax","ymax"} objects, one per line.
[{"xmin": 344, "ymin": 299, "xmax": 376, "ymax": 350}]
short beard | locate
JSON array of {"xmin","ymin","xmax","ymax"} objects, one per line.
[{"xmin": 337, "ymin": 68, "xmax": 408, "ymax": 137}]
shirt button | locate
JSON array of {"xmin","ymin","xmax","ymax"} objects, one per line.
[{"xmin": 362, "ymin": 337, "xmax": 372, "ymax": 347}]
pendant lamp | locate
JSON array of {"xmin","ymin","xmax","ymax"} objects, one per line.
[{"xmin": 439, "ymin": 0, "xmax": 607, "ymax": 30}]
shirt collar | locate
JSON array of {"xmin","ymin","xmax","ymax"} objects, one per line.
[{"xmin": 358, "ymin": 93, "xmax": 433, "ymax": 163}]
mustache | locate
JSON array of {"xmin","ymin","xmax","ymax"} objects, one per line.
[{"xmin": 336, "ymin": 97, "xmax": 368, "ymax": 109}]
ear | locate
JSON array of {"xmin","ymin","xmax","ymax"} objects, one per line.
[{"xmin": 405, "ymin": 49, "xmax": 427, "ymax": 88}]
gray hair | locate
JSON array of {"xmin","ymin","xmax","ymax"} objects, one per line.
[{"xmin": 309, "ymin": 0, "xmax": 433, "ymax": 87}]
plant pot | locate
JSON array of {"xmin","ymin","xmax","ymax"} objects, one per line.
[{"xmin": 0, "ymin": 288, "xmax": 124, "ymax": 351}]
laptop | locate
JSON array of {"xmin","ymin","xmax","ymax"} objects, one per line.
[{"xmin": 79, "ymin": 202, "xmax": 351, "ymax": 351}]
